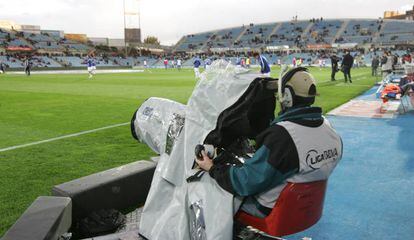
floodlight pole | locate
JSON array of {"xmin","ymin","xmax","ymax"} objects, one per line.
[{"xmin": 123, "ymin": 0, "xmax": 128, "ymax": 57}]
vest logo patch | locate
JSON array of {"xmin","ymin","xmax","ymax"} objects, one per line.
[{"xmin": 306, "ymin": 148, "xmax": 338, "ymax": 170}]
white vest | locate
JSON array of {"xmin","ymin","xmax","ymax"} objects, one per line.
[{"xmin": 255, "ymin": 118, "xmax": 343, "ymax": 208}]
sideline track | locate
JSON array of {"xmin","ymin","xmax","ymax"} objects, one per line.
[
  {"xmin": 288, "ymin": 87, "xmax": 414, "ymax": 240},
  {"xmin": 0, "ymin": 122, "xmax": 129, "ymax": 153}
]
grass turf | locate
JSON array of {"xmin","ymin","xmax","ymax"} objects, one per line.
[{"xmin": 0, "ymin": 67, "xmax": 376, "ymax": 235}]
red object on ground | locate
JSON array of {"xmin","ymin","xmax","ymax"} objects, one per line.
[
  {"xmin": 235, "ymin": 180, "xmax": 328, "ymax": 237},
  {"xmin": 381, "ymin": 84, "xmax": 401, "ymax": 100}
]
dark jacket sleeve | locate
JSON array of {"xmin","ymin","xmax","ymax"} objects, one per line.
[
  {"xmin": 342, "ymin": 55, "xmax": 354, "ymax": 67},
  {"xmin": 209, "ymin": 125, "xmax": 299, "ymax": 196}
]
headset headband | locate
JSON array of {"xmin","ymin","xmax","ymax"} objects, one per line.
[{"xmin": 281, "ymin": 67, "xmax": 309, "ymax": 91}]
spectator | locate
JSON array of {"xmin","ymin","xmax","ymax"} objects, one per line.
[
  {"xmin": 381, "ymin": 51, "xmax": 393, "ymax": 75},
  {"xmin": 371, "ymin": 55, "xmax": 380, "ymax": 77},
  {"xmin": 392, "ymin": 54, "xmax": 398, "ymax": 71},
  {"xmin": 246, "ymin": 57, "xmax": 251, "ymax": 68},
  {"xmin": 341, "ymin": 50, "xmax": 354, "ymax": 83}
]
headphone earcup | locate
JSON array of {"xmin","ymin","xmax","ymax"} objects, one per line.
[{"xmin": 282, "ymin": 87, "xmax": 294, "ymax": 108}]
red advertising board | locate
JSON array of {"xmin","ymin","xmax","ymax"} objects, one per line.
[{"xmin": 6, "ymin": 46, "xmax": 33, "ymax": 51}]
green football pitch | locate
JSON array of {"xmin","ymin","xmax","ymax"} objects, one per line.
[{"xmin": 0, "ymin": 67, "xmax": 377, "ymax": 235}]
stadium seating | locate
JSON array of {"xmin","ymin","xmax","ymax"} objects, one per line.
[
  {"xmin": 382, "ymin": 20, "xmax": 414, "ymax": 34},
  {"xmin": 55, "ymin": 56, "xmax": 85, "ymax": 67},
  {"xmin": 31, "ymin": 56, "xmax": 62, "ymax": 68},
  {"xmin": 305, "ymin": 20, "xmax": 343, "ymax": 44},
  {"xmin": 377, "ymin": 20, "xmax": 414, "ymax": 44},
  {"xmin": 137, "ymin": 56, "xmax": 158, "ymax": 66},
  {"xmin": 0, "ymin": 55, "xmax": 23, "ymax": 68},
  {"xmin": 334, "ymin": 19, "xmax": 379, "ymax": 44},
  {"xmin": 208, "ymin": 27, "xmax": 246, "ymax": 48},
  {"xmin": 175, "ymin": 19, "xmax": 414, "ymax": 51},
  {"xmin": 34, "ymin": 42, "xmax": 65, "ymax": 51},
  {"xmin": 94, "ymin": 57, "xmax": 116, "ymax": 67},
  {"xmin": 7, "ymin": 38, "xmax": 32, "ymax": 48},
  {"xmin": 237, "ymin": 23, "xmax": 278, "ymax": 48},
  {"xmin": 176, "ymin": 31, "xmax": 213, "ymax": 51},
  {"xmin": 0, "ymin": 27, "xmax": 92, "ymax": 55},
  {"xmin": 2, "ymin": 18, "xmax": 414, "ymax": 69},
  {"xmin": 269, "ymin": 21, "xmax": 310, "ymax": 46},
  {"xmin": 0, "ymin": 29, "xmax": 16, "ymax": 41},
  {"xmin": 110, "ymin": 56, "xmax": 136, "ymax": 66},
  {"xmin": 24, "ymin": 32, "xmax": 55, "ymax": 42},
  {"xmin": 63, "ymin": 43, "xmax": 91, "ymax": 51}
]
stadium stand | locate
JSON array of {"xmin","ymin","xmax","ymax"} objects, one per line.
[
  {"xmin": 2, "ymin": 18, "xmax": 414, "ymax": 69},
  {"xmin": 110, "ymin": 56, "xmax": 136, "ymax": 66},
  {"xmin": 175, "ymin": 19, "xmax": 414, "ymax": 52},
  {"xmin": 269, "ymin": 21, "xmax": 310, "ymax": 46},
  {"xmin": 236, "ymin": 23, "xmax": 278, "ymax": 48},
  {"xmin": 31, "ymin": 56, "xmax": 62, "ymax": 68},
  {"xmin": 0, "ymin": 55, "xmax": 23, "ymax": 68},
  {"xmin": 55, "ymin": 56, "xmax": 84, "ymax": 67},
  {"xmin": 7, "ymin": 38, "xmax": 32, "ymax": 48},
  {"xmin": 305, "ymin": 19, "xmax": 343, "ymax": 44},
  {"xmin": 33, "ymin": 42, "xmax": 65, "ymax": 51},
  {"xmin": 24, "ymin": 32, "xmax": 55, "ymax": 42},
  {"xmin": 378, "ymin": 20, "xmax": 414, "ymax": 44},
  {"xmin": 94, "ymin": 57, "xmax": 116, "ymax": 67}
]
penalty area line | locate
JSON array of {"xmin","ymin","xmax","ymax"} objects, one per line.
[{"xmin": 0, "ymin": 122, "xmax": 130, "ymax": 153}]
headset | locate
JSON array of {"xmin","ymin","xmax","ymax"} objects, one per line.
[{"xmin": 278, "ymin": 66, "xmax": 309, "ymax": 109}]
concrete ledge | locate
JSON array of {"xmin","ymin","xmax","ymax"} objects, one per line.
[
  {"xmin": 2, "ymin": 196, "xmax": 72, "ymax": 240},
  {"xmin": 52, "ymin": 160, "xmax": 156, "ymax": 220}
]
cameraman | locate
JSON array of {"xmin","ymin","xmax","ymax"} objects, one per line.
[
  {"xmin": 196, "ymin": 68, "xmax": 342, "ymax": 218},
  {"xmin": 330, "ymin": 54, "xmax": 340, "ymax": 81}
]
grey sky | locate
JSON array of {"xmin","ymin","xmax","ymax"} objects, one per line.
[{"xmin": 0, "ymin": 0, "xmax": 413, "ymax": 45}]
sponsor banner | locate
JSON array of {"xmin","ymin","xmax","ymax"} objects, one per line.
[
  {"xmin": 331, "ymin": 43, "xmax": 358, "ymax": 49},
  {"xmin": 6, "ymin": 46, "xmax": 32, "ymax": 51},
  {"xmin": 64, "ymin": 33, "xmax": 88, "ymax": 43},
  {"xmin": 210, "ymin": 47, "xmax": 230, "ymax": 52},
  {"xmin": 266, "ymin": 45, "xmax": 289, "ymax": 50},
  {"xmin": 307, "ymin": 44, "xmax": 332, "ymax": 49},
  {"xmin": 232, "ymin": 47, "xmax": 251, "ymax": 52},
  {"xmin": 147, "ymin": 48, "xmax": 164, "ymax": 53}
]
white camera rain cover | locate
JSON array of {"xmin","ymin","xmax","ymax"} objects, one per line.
[
  {"xmin": 138, "ymin": 60, "xmax": 260, "ymax": 240},
  {"xmin": 131, "ymin": 97, "xmax": 186, "ymax": 154}
]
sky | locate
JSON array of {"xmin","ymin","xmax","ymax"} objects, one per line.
[{"xmin": 0, "ymin": 0, "xmax": 413, "ymax": 45}]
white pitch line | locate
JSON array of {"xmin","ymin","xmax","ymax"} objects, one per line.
[{"xmin": 0, "ymin": 122, "xmax": 129, "ymax": 153}]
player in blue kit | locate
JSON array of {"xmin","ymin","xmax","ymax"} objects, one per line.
[
  {"xmin": 204, "ymin": 57, "xmax": 212, "ymax": 70},
  {"xmin": 87, "ymin": 55, "xmax": 96, "ymax": 79},
  {"xmin": 253, "ymin": 52, "xmax": 271, "ymax": 77},
  {"xmin": 194, "ymin": 56, "xmax": 201, "ymax": 79}
]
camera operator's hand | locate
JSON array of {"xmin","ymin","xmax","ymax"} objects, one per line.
[{"xmin": 196, "ymin": 150, "xmax": 214, "ymax": 172}]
